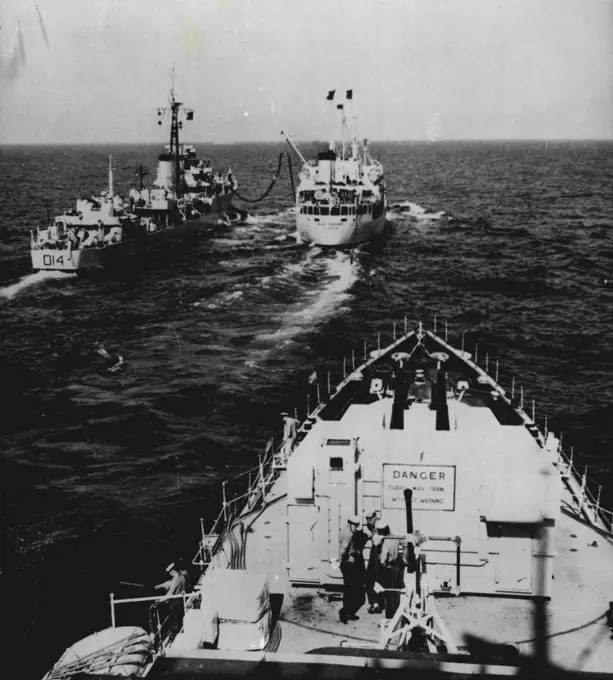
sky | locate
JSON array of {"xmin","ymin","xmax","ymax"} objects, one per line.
[{"xmin": 0, "ymin": 0, "xmax": 612, "ymax": 143}]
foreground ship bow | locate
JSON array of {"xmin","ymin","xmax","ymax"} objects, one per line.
[{"xmin": 45, "ymin": 322, "xmax": 613, "ymax": 678}]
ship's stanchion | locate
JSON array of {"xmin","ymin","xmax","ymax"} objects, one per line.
[
  {"xmin": 222, "ymin": 482, "xmax": 228, "ymax": 523},
  {"xmin": 404, "ymin": 315, "xmax": 408, "ymax": 335},
  {"xmin": 533, "ymin": 522, "xmax": 550, "ymax": 667},
  {"xmin": 461, "ymin": 332, "xmax": 465, "ymax": 354},
  {"xmin": 259, "ymin": 455, "xmax": 266, "ymax": 503},
  {"xmin": 511, "ymin": 376, "xmax": 515, "ymax": 399},
  {"xmin": 364, "ymin": 340, "xmax": 367, "ymax": 361},
  {"xmin": 595, "ymin": 486, "xmax": 602, "ymax": 517},
  {"xmin": 495, "ymin": 360, "xmax": 499, "ymax": 383},
  {"xmin": 520, "ymin": 385, "xmax": 524, "ymax": 410},
  {"xmin": 565, "ymin": 445, "xmax": 575, "ymax": 483},
  {"xmin": 352, "ymin": 349, "xmax": 356, "ymax": 371},
  {"xmin": 444, "ymin": 320, "xmax": 448, "ymax": 342},
  {"xmin": 327, "ymin": 371, "xmax": 331, "ymax": 396},
  {"xmin": 485, "ymin": 352, "xmax": 489, "ymax": 373},
  {"xmin": 578, "ymin": 467, "xmax": 587, "ymax": 515},
  {"xmin": 433, "ymin": 314, "xmax": 437, "ymax": 334},
  {"xmin": 532, "ymin": 399, "xmax": 536, "ymax": 422},
  {"xmin": 110, "ymin": 592, "xmax": 116, "ymax": 628},
  {"xmin": 474, "ymin": 343, "xmax": 479, "ymax": 364},
  {"xmin": 377, "ymin": 331, "xmax": 381, "ymax": 352}
]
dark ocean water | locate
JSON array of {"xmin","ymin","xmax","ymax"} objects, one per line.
[{"xmin": 1, "ymin": 140, "xmax": 612, "ymax": 677}]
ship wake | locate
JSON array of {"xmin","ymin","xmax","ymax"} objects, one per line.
[
  {"xmin": 255, "ymin": 250, "xmax": 359, "ymax": 345},
  {"xmin": 0, "ymin": 270, "xmax": 76, "ymax": 300},
  {"xmin": 389, "ymin": 200, "xmax": 446, "ymax": 220}
]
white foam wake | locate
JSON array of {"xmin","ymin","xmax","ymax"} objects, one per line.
[
  {"xmin": 256, "ymin": 251, "xmax": 359, "ymax": 344},
  {"xmin": 195, "ymin": 289, "xmax": 245, "ymax": 310},
  {"xmin": 0, "ymin": 270, "xmax": 76, "ymax": 300},
  {"xmin": 390, "ymin": 201, "xmax": 446, "ymax": 220},
  {"xmin": 245, "ymin": 208, "xmax": 294, "ymax": 226}
]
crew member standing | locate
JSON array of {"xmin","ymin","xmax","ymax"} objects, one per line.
[
  {"xmin": 281, "ymin": 412, "xmax": 299, "ymax": 460},
  {"xmin": 363, "ymin": 511, "xmax": 383, "ymax": 613},
  {"xmin": 376, "ymin": 521, "xmax": 405, "ymax": 620},
  {"xmin": 154, "ymin": 562, "xmax": 188, "ymax": 636},
  {"xmin": 339, "ymin": 516, "xmax": 368, "ymax": 624}
]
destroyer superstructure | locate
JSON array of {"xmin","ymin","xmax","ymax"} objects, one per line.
[
  {"xmin": 31, "ymin": 81, "xmax": 236, "ymax": 272},
  {"xmin": 284, "ymin": 91, "xmax": 386, "ymax": 247},
  {"xmin": 43, "ymin": 321, "xmax": 613, "ymax": 678}
]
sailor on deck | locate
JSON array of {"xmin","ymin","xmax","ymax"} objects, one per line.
[
  {"xmin": 376, "ymin": 521, "xmax": 405, "ymax": 619},
  {"xmin": 281, "ymin": 412, "xmax": 298, "ymax": 459},
  {"xmin": 154, "ymin": 562, "xmax": 187, "ymax": 598},
  {"xmin": 363, "ymin": 511, "xmax": 383, "ymax": 613},
  {"xmin": 154, "ymin": 562, "xmax": 188, "ymax": 637},
  {"xmin": 339, "ymin": 516, "xmax": 368, "ymax": 624}
]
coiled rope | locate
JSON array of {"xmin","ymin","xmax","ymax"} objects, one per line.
[{"xmin": 234, "ymin": 152, "xmax": 285, "ymax": 203}]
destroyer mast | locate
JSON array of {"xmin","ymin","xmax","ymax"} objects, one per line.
[{"xmin": 157, "ymin": 67, "xmax": 194, "ymax": 197}]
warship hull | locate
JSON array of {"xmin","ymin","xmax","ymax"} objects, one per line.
[{"xmin": 31, "ymin": 193, "xmax": 234, "ymax": 272}]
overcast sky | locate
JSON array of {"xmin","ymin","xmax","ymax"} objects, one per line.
[{"xmin": 1, "ymin": 0, "xmax": 611, "ymax": 143}]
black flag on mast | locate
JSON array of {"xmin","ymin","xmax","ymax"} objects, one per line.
[
  {"xmin": 326, "ymin": 90, "xmax": 335, "ymax": 100},
  {"xmin": 336, "ymin": 104, "xmax": 344, "ymax": 110},
  {"xmin": 346, "ymin": 89, "xmax": 353, "ymax": 100}
]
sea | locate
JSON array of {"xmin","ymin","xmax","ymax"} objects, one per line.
[{"xmin": 1, "ymin": 140, "xmax": 612, "ymax": 678}]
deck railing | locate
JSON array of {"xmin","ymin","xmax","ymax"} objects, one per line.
[
  {"xmin": 192, "ymin": 436, "xmax": 290, "ymax": 568},
  {"xmin": 555, "ymin": 445, "xmax": 613, "ymax": 535},
  {"xmin": 108, "ymin": 591, "xmax": 198, "ymax": 656},
  {"xmin": 428, "ymin": 321, "xmax": 613, "ymax": 537}
]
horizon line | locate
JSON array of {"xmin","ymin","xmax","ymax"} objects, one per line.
[{"xmin": 1, "ymin": 137, "xmax": 612, "ymax": 147}]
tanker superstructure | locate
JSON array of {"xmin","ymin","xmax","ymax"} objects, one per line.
[{"xmin": 285, "ymin": 90, "xmax": 386, "ymax": 247}]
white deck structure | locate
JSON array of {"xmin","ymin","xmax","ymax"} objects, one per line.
[{"xmin": 60, "ymin": 324, "xmax": 613, "ymax": 678}]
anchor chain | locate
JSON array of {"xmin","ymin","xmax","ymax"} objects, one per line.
[{"xmin": 234, "ymin": 152, "xmax": 285, "ymax": 204}]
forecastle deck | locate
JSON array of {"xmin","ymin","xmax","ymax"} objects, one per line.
[{"xmin": 166, "ymin": 327, "xmax": 613, "ymax": 674}]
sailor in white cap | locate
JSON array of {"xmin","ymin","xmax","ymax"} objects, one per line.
[
  {"xmin": 338, "ymin": 515, "xmax": 368, "ymax": 624},
  {"xmin": 154, "ymin": 562, "xmax": 187, "ymax": 598},
  {"xmin": 154, "ymin": 561, "xmax": 189, "ymax": 637}
]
